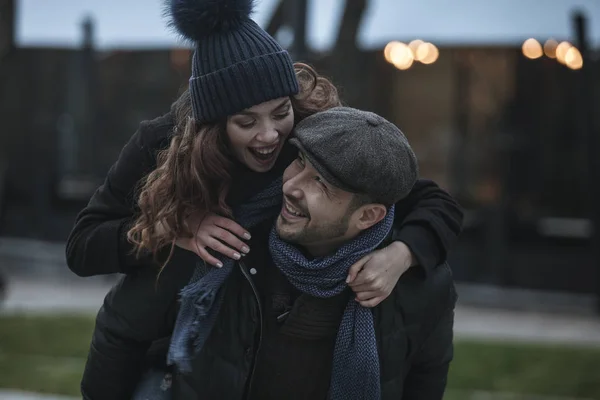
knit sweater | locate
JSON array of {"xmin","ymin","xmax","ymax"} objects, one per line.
[{"xmin": 246, "ymin": 219, "xmax": 350, "ymax": 400}]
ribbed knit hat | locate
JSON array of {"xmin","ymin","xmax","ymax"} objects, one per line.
[{"xmin": 166, "ymin": 0, "xmax": 299, "ymax": 123}]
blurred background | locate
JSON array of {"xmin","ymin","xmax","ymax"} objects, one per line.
[{"xmin": 0, "ymin": 0, "xmax": 600, "ymax": 399}]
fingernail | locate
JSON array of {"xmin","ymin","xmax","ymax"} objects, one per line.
[
  {"xmin": 233, "ymin": 252, "xmax": 241, "ymax": 260},
  {"xmin": 243, "ymin": 233, "xmax": 251, "ymax": 240},
  {"xmin": 216, "ymin": 262, "xmax": 223, "ymax": 268},
  {"xmin": 345, "ymin": 276, "xmax": 351, "ymax": 283},
  {"xmin": 241, "ymin": 246, "xmax": 250, "ymax": 254}
]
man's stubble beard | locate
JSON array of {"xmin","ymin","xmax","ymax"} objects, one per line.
[{"xmin": 276, "ymin": 210, "xmax": 353, "ymax": 247}]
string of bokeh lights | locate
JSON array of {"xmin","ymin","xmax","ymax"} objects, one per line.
[
  {"xmin": 522, "ymin": 38, "xmax": 583, "ymax": 70},
  {"xmin": 384, "ymin": 38, "xmax": 584, "ymax": 71},
  {"xmin": 383, "ymin": 40, "xmax": 439, "ymax": 70}
]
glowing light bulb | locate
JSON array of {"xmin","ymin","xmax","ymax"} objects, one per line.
[
  {"xmin": 416, "ymin": 42, "xmax": 439, "ymax": 64},
  {"xmin": 522, "ymin": 38, "xmax": 543, "ymax": 59},
  {"xmin": 556, "ymin": 41, "xmax": 573, "ymax": 64},
  {"xmin": 384, "ymin": 41, "xmax": 401, "ymax": 63},
  {"xmin": 544, "ymin": 39, "xmax": 558, "ymax": 58},
  {"xmin": 565, "ymin": 47, "xmax": 583, "ymax": 70},
  {"xmin": 389, "ymin": 42, "xmax": 414, "ymax": 70},
  {"xmin": 408, "ymin": 39, "xmax": 424, "ymax": 56}
]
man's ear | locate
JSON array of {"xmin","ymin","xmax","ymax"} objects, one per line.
[{"xmin": 355, "ymin": 204, "xmax": 387, "ymax": 231}]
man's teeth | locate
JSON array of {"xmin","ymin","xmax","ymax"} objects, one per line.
[{"xmin": 285, "ymin": 202, "xmax": 305, "ymax": 217}]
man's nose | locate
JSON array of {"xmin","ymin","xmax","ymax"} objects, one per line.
[{"xmin": 282, "ymin": 171, "xmax": 304, "ymax": 199}]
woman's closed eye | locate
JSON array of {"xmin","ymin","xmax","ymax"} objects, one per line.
[
  {"xmin": 273, "ymin": 111, "xmax": 291, "ymax": 120},
  {"xmin": 273, "ymin": 104, "xmax": 291, "ymax": 120},
  {"xmin": 237, "ymin": 119, "xmax": 256, "ymax": 129}
]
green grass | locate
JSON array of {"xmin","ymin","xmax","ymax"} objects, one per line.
[
  {"xmin": 0, "ymin": 314, "xmax": 599, "ymax": 399},
  {"xmin": 0, "ymin": 314, "xmax": 94, "ymax": 396},
  {"xmin": 0, "ymin": 314, "xmax": 95, "ymax": 358},
  {"xmin": 451, "ymin": 340, "xmax": 600, "ymax": 399}
]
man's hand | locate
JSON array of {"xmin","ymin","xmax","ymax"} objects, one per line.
[{"xmin": 346, "ymin": 241, "xmax": 415, "ymax": 307}]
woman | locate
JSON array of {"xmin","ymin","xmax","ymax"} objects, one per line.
[{"xmin": 74, "ymin": 1, "xmax": 462, "ymax": 398}]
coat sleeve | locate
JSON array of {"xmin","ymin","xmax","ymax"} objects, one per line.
[
  {"xmin": 402, "ymin": 284, "xmax": 457, "ymax": 400},
  {"xmin": 392, "ymin": 179, "xmax": 464, "ymax": 274},
  {"xmin": 66, "ymin": 115, "xmax": 172, "ymax": 277},
  {"xmin": 80, "ymin": 258, "xmax": 190, "ymax": 400}
]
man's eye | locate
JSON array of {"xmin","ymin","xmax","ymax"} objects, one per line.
[{"xmin": 314, "ymin": 176, "xmax": 327, "ymax": 188}]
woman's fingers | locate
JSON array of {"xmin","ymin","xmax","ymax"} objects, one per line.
[
  {"xmin": 353, "ymin": 290, "xmax": 379, "ymax": 301},
  {"xmin": 192, "ymin": 241, "xmax": 223, "ymax": 268},
  {"xmin": 178, "ymin": 213, "xmax": 252, "ymax": 268},
  {"xmin": 211, "ymin": 216, "xmax": 251, "ymax": 240},
  {"xmin": 357, "ymin": 296, "xmax": 385, "ymax": 308},
  {"xmin": 208, "ymin": 226, "xmax": 250, "ymax": 254},
  {"xmin": 205, "ymin": 237, "xmax": 243, "ymax": 261}
]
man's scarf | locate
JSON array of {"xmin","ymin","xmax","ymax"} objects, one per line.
[{"xmin": 269, "ymin": 206, "xmax": 394, "ymax": 399}]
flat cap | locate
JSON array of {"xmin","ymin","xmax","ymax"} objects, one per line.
[{"xmin": 289, "ymin": 107, "xmax": 418, "ymax": 205}]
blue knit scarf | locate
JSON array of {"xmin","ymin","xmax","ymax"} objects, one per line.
[
  {"xmin": 167, "ymin": 178, "xmax": 284, "ymax": 372},
  {"xmin": 269, "ymin": 206, "xmax": 395, "ymax": 400}
]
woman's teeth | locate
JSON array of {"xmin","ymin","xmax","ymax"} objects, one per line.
[
  {"xmin": 256, "ymin": 146, "xmax": 276, "ymax": 154},
  {"xmin": 250, "ymin": 144, "xmax": 278, "ymax": 161}
]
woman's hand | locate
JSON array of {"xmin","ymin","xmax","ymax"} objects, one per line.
[
  {"xmin": 346, "ymin": 241, "xmax": 415, "ymax": 307},
  {"xmin": 176, "ymin": 213, "xmax": 251, "ymax": 267}
]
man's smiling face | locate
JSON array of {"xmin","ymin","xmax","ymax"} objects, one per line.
[{"xmin": 276, "ymin": 152, "xmax": 364, "ymax": 256}]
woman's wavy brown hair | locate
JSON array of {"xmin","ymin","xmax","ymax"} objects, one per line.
[{"xmin": 127, "ymin": 63, "xmax": 341, "ymax": 265}]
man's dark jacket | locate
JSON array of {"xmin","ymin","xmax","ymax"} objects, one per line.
[{"xmin": 81, "ymin": 223, "xmax": 457, "ymax": 400}]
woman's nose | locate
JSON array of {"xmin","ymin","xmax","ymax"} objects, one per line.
[{"xmin": 256, "ymin": 125, "xmax": 279, "ymax": 144}]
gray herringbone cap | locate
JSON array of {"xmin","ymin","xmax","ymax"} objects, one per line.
[{"xmin": 289, "ymin": 107, "xmax": 418, "ymax": 205}]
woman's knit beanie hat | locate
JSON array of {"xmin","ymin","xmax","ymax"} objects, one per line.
[{"xmin": 166, "ymin": 0, "xmax": 299, "ymax": 123}]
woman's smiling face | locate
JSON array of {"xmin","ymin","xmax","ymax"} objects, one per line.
[{"xmin": 226, "ymin": 97, "xmax": 295, "ymax": 172}]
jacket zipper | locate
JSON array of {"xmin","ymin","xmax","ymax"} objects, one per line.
[{"xmin": 239, "ymin": 260, "xmax": 263, "ymax": 398}]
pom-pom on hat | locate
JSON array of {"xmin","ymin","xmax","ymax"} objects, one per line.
[{"xmin": 166, "ymin": 0, "xmax": 299, "ymax": 123}]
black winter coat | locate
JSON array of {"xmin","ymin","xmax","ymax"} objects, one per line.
[{"xmin": 81, "ymin": 221, "xmax": 457, "ymax": 400}]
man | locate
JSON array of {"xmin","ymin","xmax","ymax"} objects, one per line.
[
  {"xmin": 245, "ymin": 107, "xmax": 456, "ymax": 400},
  {"xmin": 82, "ymin": 107, "xmax": 456, "ymax": 400}
]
